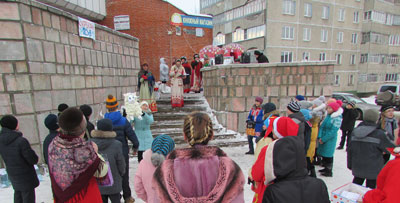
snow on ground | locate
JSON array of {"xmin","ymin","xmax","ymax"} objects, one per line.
[{"xmin": 0, "ymin": 130, "xmax": 354, "ymax": 203}]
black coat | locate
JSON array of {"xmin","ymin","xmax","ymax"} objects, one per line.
[
  {"xmin": 42, "ymin": 130, "xmax": 58, "ymax": 165},
  {"xmin": 262, "ymin": 136, "xmax": 329, "ymax": 203},
  {"xmin": 257, "ymin": 54, "xmax": 269, "ymax": 63},
  {"xmin": 84, "ymin": 120, "xmax": 95, "ymax": 140},
  {"xmin": 340, "ymin": 108, "xmax": 358, "ymax": 131},
  {"xmin": 347, "ymin": 122, "xmax": 395, "ymax": 179},
  {"xmin": 0, "ymin": 128, "xmax": 39, "ymax": 191}
]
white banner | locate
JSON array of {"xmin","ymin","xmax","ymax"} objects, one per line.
[
  {"xmin": 78, "ymin": 17, "xmax": 95, "ymax": 40},
  {"xmin": 114, "ymin": 15, "xmax": 130, "ymax": 30}
]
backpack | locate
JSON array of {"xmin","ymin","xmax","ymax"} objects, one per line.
[{"xmin": 304, "ymin": 121, "xmax": 312, "ymax": 153}]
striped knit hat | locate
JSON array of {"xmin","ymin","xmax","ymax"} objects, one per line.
[
  {"xmin": 287, "ymin": 101, "xmax": 301, "ymax": 113},
  {"xmin": 106, "ymin": 95, "xmax": 118, "ymax": 110},
  {"xmin": 151, "ymin": 134, "xmax": 175, "ymax": 156}
]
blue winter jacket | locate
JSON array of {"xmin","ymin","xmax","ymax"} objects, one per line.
[
  {"xmin": 317, "ymin": 112, "xmax": 343, "ymax": 157},
  {"xmin": 133, "ymin": 112, "xmax": 154, "ymax": 151},
  {"xmin": 105, "ymin": 111, "xmax": 139, "ymax": 156},
  {"xmin": 247, "ymin": 107, "xmax": 264, "ymax": 133}
]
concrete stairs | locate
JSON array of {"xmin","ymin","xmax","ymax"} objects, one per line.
[{"xmin": 150, "ymin": 93, "xmax": 247, "ymax": 147}]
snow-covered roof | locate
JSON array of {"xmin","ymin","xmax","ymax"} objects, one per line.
[{"xmin": 163, "ymin": 0, "xmax": 213, "ymax": 18}]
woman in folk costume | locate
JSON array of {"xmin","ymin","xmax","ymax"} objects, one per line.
[
  {"xmin": 190, "ymin": 54, "xmax": 203, "ymax": 93},
  {"xmin": 138, "ymin": 63, "xmax": 157, "ymax": 112},
  {"xmin": 170, "ymin": 59, "xmax": 186, "ymax": 108},
  {"xmin": 152, "ymin": 112, "xmax": 245, "ymax": 202},
  {"xmin": 181, "ymin": 56, "xmax": 192, "ymax": 93},
  {"xmin": 48, "ymin": 108, "xmax": 108, "ymax": 203}
]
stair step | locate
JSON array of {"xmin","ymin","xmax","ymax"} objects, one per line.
[
  {"xmin": 156, "ymin": 99, "xmax": 204, "ymax": 105},
  {"xmin": 153, "ymin": 113, "xmax": 188, "ymax": 121},
  {"xmin": 156, "ymin": 105, "xmax": 207, "ymax": 113}
]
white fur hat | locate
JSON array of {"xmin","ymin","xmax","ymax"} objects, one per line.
[{"xmin": 140, "ymin": 101, "xmax": 149, "ymax": 107}]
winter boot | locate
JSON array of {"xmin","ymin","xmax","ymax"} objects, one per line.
[
  {"xmin": 309, "ymin": 167, "xmax": 316, "ymax": 177},
  {"xmin": 320, "ymin": 164, "xmax": 333, "ymax": 177},
  {"xmin": 318, "ymin": 168, "xmax": 328, "ymax": 173},
  {"xmin": 314, "ymin": 156, "xmax": 322, "ymax": 166}
]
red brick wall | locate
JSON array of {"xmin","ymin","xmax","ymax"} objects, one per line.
[{"xmin": 98, "ymin": 0, "xmax": 213, "ymax": 80}]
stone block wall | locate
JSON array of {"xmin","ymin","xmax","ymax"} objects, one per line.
[
  {"xmin": 0, "ymin": 0, "xmax": 140, "ymax": 162},
  {"xmin": 202, "ymin": 62, "xmax": 335, "ymax": 133}
]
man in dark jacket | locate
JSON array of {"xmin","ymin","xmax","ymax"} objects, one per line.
[
  {"xmin": 347, "ymin": 109, "xmax": 395, "ymax": 189},
  {"xmin": 287, "ymin": 101, "xmax": 307, "ymax": 150},
  {"xmin": 0, "ymin": 115, "xmax": 39, "ymax": 203},
  {"xmin": 91, "ymin": 119, "xmax": 126, "ymax": 202},
  {"xmin": 80, "ymin": 104, "xmax": 95, "ymax": 140},
  {"xmin": 262, "ymin": 136, "xmax": 330, "ymax": 203},
  {"xmin": 254, "ymin": 50, "xmax": 269, "ymax": 63},
  {"xmin": 338, "ymin": 101, "xmax": 358, "ymax": 150},
  {"xmin": 42, "ymin": 114, "xmax": 59, "ymax": 165},
  {"xmin": 104, "ymin": 95, "xmax": 138, "ymax": 203}
]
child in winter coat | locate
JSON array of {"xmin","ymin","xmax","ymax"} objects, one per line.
[
  {"xmin": 134, "ymin": 101, "xmax": 154, "ymax": 163},
  {"xmin": 48, "ymin": 108, "xmax": 109, "ymax": 203},
  {"xmin": 152, "ymin": 112, "xmax": 245, "ymax": 202},
  {"xmin": 338, "ymin": 101, "xmax": 358, "ymax": 150},
  {"xmin": 347, "ymin": 109, "xmax": 395, "ymax": 189},
  {"xmin": 246, "ymin": 97, "xmax": 264, "ymax": 155},
  {"xmin": 363, "ymin": 147, "xmax": 400, "ymax": 203},
  {"xmin": 0, "ymin": 115, "xmax": 39, "ymax": 203},
  {"xmin": 134, "ymin": 134, "xmax": 175, "ymax": 203},
  {"xmin": 91, "ymin": 119, "xmax": 126, "ymax": 203},
  {"xmin": 43, "ymin": 114, "xmax": 60, "ymax": 165},
  {"xmin": 378, "ymin": 105, "xmax": 399, "ymax": 163},
  {"xmin": 251, "ymin": 117, "xmax": 299, "ymax": 203},
  {"xmin": 287, "ymin": 101, "xmax": 308, "ymax": 151},
  {"xmin": 262, "ymin": 136, "xmax": 330, "ymax": 203},
  {"xmin": 311, "ymin": 98, "xmax": 326, "ymax": 165},
  {"xmin": 317, "ymin": 100, "xmax": 343, "ymax": 177}
]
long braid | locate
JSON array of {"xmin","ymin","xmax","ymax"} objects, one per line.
[{"xmin": 183, "ymin": 112, "xmax": 213, "ymax": 146}]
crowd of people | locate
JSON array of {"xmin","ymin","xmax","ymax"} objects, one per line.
[{"xmin": 1, "ymin": 89, "xmax": 400, "ymax": 202}]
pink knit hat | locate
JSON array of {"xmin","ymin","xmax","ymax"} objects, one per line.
[{"xmin": 328, "ymin": 101, "xmax": 341, "ymax": 112}]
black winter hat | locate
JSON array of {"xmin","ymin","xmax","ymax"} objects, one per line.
[
  {"xmin": 97, "ymin": 119, "xmax": 113, "ymax": 131},
  {"xmin": 254, "ymin": 50, "xmax": 261, "ymax": 56},
  {"xmin": 79, "ymin": 104, "xmax": 93, "ymax": 118},
  {"xmin": 381, "ymin": 105, "xmax": 394, "ymax": 113},
  {"xmin": 0, "ymin": 115, "xmax": 18, "ymax": 130},
  {"xmin": 44, "ymin": 114, "xmax": 59, "ymax": 131},
  {"xmin": 58, "ymin": 103, "xmax": 69, "ymax": 113},
  {"xmin": 262, "ymin": 103, "xmax": 276, "ymax": 114},
  {"xmin": 58, "ymin": 107, "xmax": 87, "ymax": 137}
]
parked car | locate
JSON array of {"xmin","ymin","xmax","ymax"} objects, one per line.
[
  {"xmin": 332, "ymin": 93, "xmax": 380, "ymax": 120},
  {"xmin": 375, "ymin": 84, "xmax": 400, "ymax": 109}
]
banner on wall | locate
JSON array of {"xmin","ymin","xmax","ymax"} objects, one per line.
[
  {"xmin": 78, "ymin": 17, "xmax": 95, "ymax": 40},
  {"xmin": 170, "ymin": 13, "xmax": 213, "ymax": 28}
]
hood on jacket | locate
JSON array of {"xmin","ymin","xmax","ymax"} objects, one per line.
[
  {"xmin": 352, "ymin": 122, "xmax": 377, "ymax": 139},
  {"xmin": 300, "ymin": 109, "xmax": 312, "ymax": 121},
  {"xmin": 289, "ymin": 112, "xmax": 306, "ymax": 123},
  {"xmin": 331, "ymin": 107, "xmax": 344, "ymax": 118},
  {"xmin": 91, "ymin": 130, "xmax": 117, "ymax": 150},
  {"xmin": 0, "ymin": 128, "xmax": 22, "ymax": 146},
  {"xmin": 264, "ymin": 136, "xmax": 307, "ymax": 184},
  {"xmin": 104, "ymin": 111, "xmax": 126, "ymax": 126},
  {"xmin": 160, "ymin": 58, "xmax": 166, "ymax": 64}
]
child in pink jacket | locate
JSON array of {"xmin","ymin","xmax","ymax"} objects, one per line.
[{"xmin": 134, "ymin": 134, "xmax": 175, "ymax": 202}]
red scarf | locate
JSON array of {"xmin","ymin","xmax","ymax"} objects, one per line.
[{"xmin": 48, "ymin": 134, "xmax": 101, "ymax": 203}]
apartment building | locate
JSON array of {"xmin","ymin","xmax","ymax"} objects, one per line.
[{"xmin": 201, "ymin": 0, "xmax": 400, "ymax": 95}]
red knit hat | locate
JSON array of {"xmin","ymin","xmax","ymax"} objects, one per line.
[
  {"xmin": 272, "ymin": 117, "xmax": 299, "ymax": 139},
  {"xmin": 328, "ymin": 101, "xmax": 341, "ymax": 112}
]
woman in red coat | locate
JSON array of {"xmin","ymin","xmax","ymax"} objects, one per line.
[{"xmin": 190, "ymin": 54, "xmax": 203, "ymax": 93}]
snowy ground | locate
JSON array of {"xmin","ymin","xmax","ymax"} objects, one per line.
[{"xmin": 0, "ymin": 131, "xmax": 354, "ymax": 203}]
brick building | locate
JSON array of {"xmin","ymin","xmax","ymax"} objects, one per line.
[{"xmin": 98, "ymin": 0, "xmax": 213, "ymax": 81}]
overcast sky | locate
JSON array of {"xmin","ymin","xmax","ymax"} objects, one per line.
[{"xmin": 167, "ymin": 0, "xmax": 200, "ymax": 14}]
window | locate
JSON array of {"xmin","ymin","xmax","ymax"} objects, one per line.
[
  {"xmin": 334, "ymin": 75, "xmax": 340, "ymax": 86},
  {"xmin": 214, "ymin": 33, "xmax": 225, "ymax": 45},
  {"xmin": 302, "ymin": 52, "xmax": 310, "ymax": 61},
  {"xmin": 304, "ymin": 3, "xmax": 312, "ymax": 17},
  {"xmin": 322, "ymin": 6, "xmax": 330, "ymax": 19},
  {"xmin": 353, "ymin": 11, "xmax": 359, "ymax": 23},
  {"xmin": 389, "ymin": 35, "xmax": 400, "ymax": 46},
  {"xmin": 319, "ymin": 53, "xmax": 326, "ymax": 61},
  {"xmin": 281, "ymin": 51, "xmax": 293, "ymax": 63},
  {"xmin": 364, "ymin": 11, "xmax": 372, "ymax": 20},
  {"xmin": 385, "ymin": 74, "xmax": 398, "ymax": 82},
  {"xmin": 282, "ymin": 0, "xmax": 296, "ymax": 15},
  {"xmin": 282, "ymin": 26, "xmax": 294, "ymax": 40},
  {"xmin": 386, "ymin": 14, "xmax": 393, "ymax": 25},
  {"xmin": 233, "ymin": 27, "xmax": 245, "ymax": 42},
  {"xmin": 336, "ymin": 54, "xmax": 342, "ymax": 64},
  {"xmin": 368, "ymin": 11, "xmax": 386, "ymax": 24},
  {"xmin": 350, "ymin": 54, "xmax": 356, "ymax": 65},
  {"xmin": 360, "ymin": 54, "xmax": 368, "ymax": 63},
  {"xmin": 387, "ymin": 55, "xmax": 399, "ymax": 65},
  {"xmin": 358, "ymin": 74, "xmax": 378, "ymax": 82},
  {"xmin": 321, "ymin": 29, "xmax": 328, "ymax": 42},
  {"xmin": 348, "ymin": 75, "xmax": 354, "ymax": 86},
  {"xmin": 337, "ymin": 32, "xmax": 343, "ymax": 43},
  {"xmin": 247, "ymin": 25, "xmax": 265, "ymax": 40},
  {"xmin": 351, "ymin": 33, "xmax": 358, "ymax": 44},
  {"xmin": 303, "ymin": 27, "xmax": 311, "ymax": 41},
  {"xmin": 338, "ymin": 8, "xmax": 345, "ymax": 22}
]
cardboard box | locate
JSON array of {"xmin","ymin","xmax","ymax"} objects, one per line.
[{"xmin": 331, "ymin": 183, "xmax": 371, "ymax": 203}]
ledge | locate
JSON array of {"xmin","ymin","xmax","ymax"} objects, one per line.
[{"xmin": 201, "ymin": 61, "xmax": 336, "ymax": 72}]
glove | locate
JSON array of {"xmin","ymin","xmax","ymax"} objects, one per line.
[
  {"xmin": 123, "ymin": 109, "xmax": 127, "ymax": 117},
  {"xmin": 142, "ymin": 75, "xmax": 148, "ymax": 80}
]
